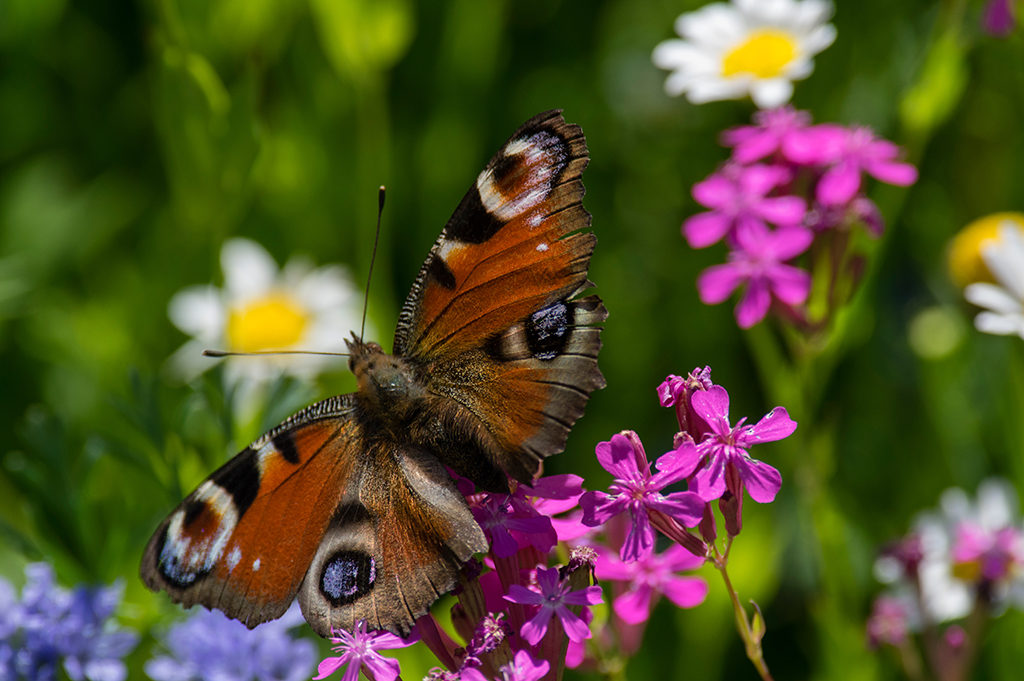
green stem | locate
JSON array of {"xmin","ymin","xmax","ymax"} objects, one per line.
[{"xmin": 713, "ymin": 546, "xmax": 774, "ymax": 681}]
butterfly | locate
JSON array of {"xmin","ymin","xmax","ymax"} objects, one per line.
[{"xmin": 140, "ymin": 110, "xmax": 606, "ymax": 638}]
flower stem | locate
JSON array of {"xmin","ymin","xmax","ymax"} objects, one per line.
[{"xmin": 712, "ymin": 547, "xmax": 774, "ymax": 681}]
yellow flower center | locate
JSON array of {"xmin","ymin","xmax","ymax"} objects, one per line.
[
  {"xmin": 226, "ymin": 293, "xmax": 309, "ymax": 352},
  {"xmin": 948, "ymin": 212, "xmax": 1024, "ymax": 288},
  {"xmin": 721, "ymin": 29, "xmax": 798, "ymax": 79},
  {"xmin": 951, "ymin": 559, "xmax": 981, "ymax": 583}
]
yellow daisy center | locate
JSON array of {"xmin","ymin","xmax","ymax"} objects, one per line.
[
  {"xmin": 948, "ymin": 212, "xmax": 1024, "ymax": 288},
  {"xmin": 226, "ymin": 293, "xmax": 309, "ymax": 352},
  {"xmin": 721, "ymin": 29, "xmax": 799, "ymax": 79}
]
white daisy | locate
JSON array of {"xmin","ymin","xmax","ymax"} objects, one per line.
[
  {"xmin": 168, "ymin": 238, "xmax": 366, "ymax": 384},
  {"xmin": 964, "ymin": 221, "xmax": 1024, "ymax": 339},
  {"xmin": 651, "ymin": 0, "xmax": 836, "ymax": 108}
]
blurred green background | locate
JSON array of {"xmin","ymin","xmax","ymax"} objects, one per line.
[{"xmin": 2, "ymin": 0, "xmax": 1024, "ymax": 678}]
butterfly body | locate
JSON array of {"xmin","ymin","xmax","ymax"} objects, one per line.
[{"xmin": 142, "ymin": 110, "xmax": 605, "ymax": 637}]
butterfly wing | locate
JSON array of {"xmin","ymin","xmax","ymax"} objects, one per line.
[
  {"xmin": 141, "ymin": 394, "xmax": 486, "ymax": 635},
  {"xmin": 394, "ymin": 110, "xmax": 606, "ymax": 484}
]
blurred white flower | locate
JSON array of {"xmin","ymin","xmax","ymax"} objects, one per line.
[
  {"xmin": 168, "ymin": 238, "xmax": 364, "ymax": 384},
  {"xmin": 651, "ymin": 0, "xmax": 836, "ymax": 108},
  {"xmin": 910, "ymin": 480, "xmax": 1024, "ymax": 621},
  {"xmin": 964, "ymin": 221, "xmax": 1024, "ymax": 339}
]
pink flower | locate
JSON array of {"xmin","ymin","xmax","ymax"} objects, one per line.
[
  {"xmin": 951, "ymin": 522, "xmax": 1024, "ymax": 583},
  {"xmin": 982, "ymin": 0, "xmax": 1016, "ymax": 36},
  {"xmin": 721, "ymin": 107, "xmax": 814, "ymax": 165},
  {"xmin": 503, "ymin": 567, "xmax": 603, "ymax": 645},
  {"xmin": 595, "ymin": 545, "xmax": 708, "ymax": 624},
  {"xmin": 683, "ymin": 164, "xmax": 806, "ymax": 248},
  {"xmin": 461, "ymin": 650, "xmax": 550, "ymax": 681},
  {"xmin": 696, "ymin": 223, "xmax": 812, "ymax": 328},
  {"xmin": 579, "ymin": 432, "xmax": 704, "ymax": 562},
  {"xmin": 662, "ymin": 385, "xmax": 794, "ymax": 503},
  {"xmin": 658, "ymin": 367, "xmax": 713, "ymax": 440},
  {"xmin": 314, "ymin": 621, "xmax": 417, "ymax": 681},
  {"xmin": 810, "ymin": 125, "xmax": 918, "ymax": 205},
  {"xmin": 866, "ymin": 595, "xmax": 912, "ymax": 649}
]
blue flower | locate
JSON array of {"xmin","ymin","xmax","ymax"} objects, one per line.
[
  {"xmin": 145, "ymin": 604, "xmax": 315, "ymax": 681},
  {"xmin": 0, "ymin": 563, "xmax": 138, "ymax": 681}
]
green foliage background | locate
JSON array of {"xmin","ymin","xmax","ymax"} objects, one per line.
[{"xmin": 2, "ymin": 0, "xmax": 1023, "ymax": 678}]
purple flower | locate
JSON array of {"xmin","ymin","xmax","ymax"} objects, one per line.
[
  {"xmin": 471, "ymin": 494, "xmax": 558, "ymax": 559},
  {"xmin": 503, "ymin": 567, "xmax": 603, "ymax": 645},
  {"xmin": 663, "ymin": 385, "xmax": 795, "ymax": 503},
  {"xmin": 683, "ymin": 164, "xmax": 806, "ymax": 248},
  {"xmin": 579, "ymin": 431, "xmax": 704, "ymax": 561},
  {"xmin": 461, "ymin": 650, "xmax": 550, "ymax": 681},
  {"xmin": 809, "ymin": 125, "xmax": 918, "ymax": 205},
  {"xmin": 1, "ymin": 563, "xmax": 138, "ymax": 681},
  {"xmin": 146, "ymin": 604, "xmax": 314, "ymax": 681},
  {"xmin": 313, "ymin": 620, "xmax": 417, "ymax": 681},
  {"xmin": 696, "ymin": 223, "xmax": 813, "ymax": 328},
  {"xmin": 721, "ymin": 107, "xmax": 814, "ymax": 165},
  {"xmin": 983, "ymin": 0, "xmax": 1016, "ymax": 36},
  {"xmin": 595, "ymin": 545, "xmax": 708, "ymax": 624}
]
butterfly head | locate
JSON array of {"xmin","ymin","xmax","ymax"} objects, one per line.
[{"xmin": 345, "ymin": 333, "xmax": 424, "ymax": 418}]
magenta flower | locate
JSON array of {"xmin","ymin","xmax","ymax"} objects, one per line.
[
  {"xmin": 471, "ymin": 494, "xmax": 558, "ymax": 558},
  {"xmin": 983, "ymin": 0, "xmax": 1016, "ymax": 36},
  {"xmin": 810, "ymin": 125, "xmax": 918, "ymax": 205},
  {"xmin": 503, "ymin": 567, "xmax": 603, "ymax": 645},
  {"xmin": 579, "ymin": 431, "xmax": 704, "ymax": 562},
  {"xmin": 461, "ymin": 650, "xmax": 550, "ymax": 681},
  {"xmin": 657, "ymin": 367, "xmax": 713, "ymax": 440},
  {"xmin": 314, "ymin": 621, "xmax": 417, "ymax": 681},
  {"xmin": 595, "ymin": 545, "xmax": 708, "ymax": 625},
  {"xmin": 683, "ymin": 164, "xmax": 806, "ymax": 248},
  {"xmin": 663, "ymin": 385, "xmax": 794, "ymax": 503},
  {"xmin": 721, "ymin": 106, "xmax": 814, "ymax": 165},
  {"xmin": 951, "ymin": 522, "xmax": 1024, "ymax": 583},
  {"xmin": 696, "ymin": 223, "xmax": 813, "ymax": 328}
]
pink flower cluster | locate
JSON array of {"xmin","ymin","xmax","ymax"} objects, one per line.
[
  {"xmin": 316, "ymin": 368, "xmax": 797, "ymax": 680},
  {"xmin": 684, "ymin": 107, "xmax": 918, "ymax": 328}
]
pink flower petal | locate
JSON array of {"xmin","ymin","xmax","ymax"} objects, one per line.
[
  {"xmin": 581, "ymin": 490, "xmax": 628, "ymax": 527},
  {"xmin": 655, "ymin": 441, "xmax": 705, "ymax": 481},
  {"xmin": 684, "ymin": 211, "xmax": 733, "ymax": 248},
  {"xmin": 745, "ymin": 407, "xmax": 798, "ymax": 444},
  {"xmin": 757, "ymin": 195, "xmax": 806, "ymax": 227},
  {"xmin": 767, "ymin": 264, "xmax": 811, "ymax": 305},
  {"xmin": 693, "ymin": 455, "xmax": 727, "ymax": 501},
  {"xmin": 614, "ymin": 585, "xmax": 654, "ymax": 625},
  {"xmin": 690, "ymin": 385, "xmax": 730, "ymax": 430},
  {"xmin": 692, "ymin": 174, "xmax": 736, "ymax": 209},
  {"xmin": 647, "ymin": 492, "xmax": 704, "ymax": 528},
  {"xmin": 594, "ymin": 434, "xmax": 640, "ymax": 479},
  {"xmin": 563, "ymin": 585, "xmax": 604, "ymax": 607},
  {"xmin": 556, "ymin": 606, "xmax": 594, "ymax": 643},
  {"xmin": 697, "ymin": 263, "xmax": 746, "ymax": 304},
  {"xmin": 737, "ymin": 460, "xmax": 783, "ymax": 503},
  {"xmin": 816, "ymin": 161, "xmax": 861, "ymax": 205},
  {"xmin": 735, "ymin": 278, "xmax": 772, "ymax": 328},
  {"xmin": 769, "ymin": 226, "xmax": 814, "ymax": 260},
  {"xmin": 661, "ymin": 575, "xmax": 709, "ymax": 609},
  {"xmin": 863, "ymin": 158, "xmax": 918, "ymax": 187},
  {"xmin": 505, "ymin": 584, "xmax": 543, "ymax": 607},
  {"xmin": 314, "ymin": 656, "xmax": 347, "ymax": 680},
  {"xmin": 519, "ymin": 608, "xmax": 554, "ymax": 645},
  {"xmin": 621, "ymin": 507, "xmax": 656, "ymax": 562}
]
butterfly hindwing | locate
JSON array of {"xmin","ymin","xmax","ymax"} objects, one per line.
[
  {"xmin": 298, "ymin": 440, "xmax": 486, "ymax": 637},
  {"xmin": 394, "ymin": 109, "xmax": 606, "ymax": 483}
]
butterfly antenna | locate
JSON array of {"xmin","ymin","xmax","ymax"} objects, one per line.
[
  {"xmin": 360, "ymin": 186, "xmax": 386, "ymax": 341},
  {"xmin": 202, "ymin": 349, "xmax": 350, "ymax": 358}
]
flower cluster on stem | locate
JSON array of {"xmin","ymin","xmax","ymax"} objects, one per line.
[
  {"xmin": 310, "ymin": 367, "xmax": 795, "ymax": 681},
  {"xmin": 684, "ymin": 107, "xmax": 917, "ymax": 331}
]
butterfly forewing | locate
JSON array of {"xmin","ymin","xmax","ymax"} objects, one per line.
[{"xmin": 394, "ymin": 109, "xmax": 606, "ymax": 482}]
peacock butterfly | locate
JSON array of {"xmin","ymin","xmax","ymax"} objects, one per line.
[{"xmin": 140, "ymin": 110, "xmax": 606, "ymax": 637}]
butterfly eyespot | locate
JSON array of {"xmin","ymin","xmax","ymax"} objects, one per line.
[
  {"xmin": 320, "ymin": 550, "xmax": 376, "ymax": 605},
  {"xmin": 526, "ymin": 300, "xmax": 570, "ymax": 361}
]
